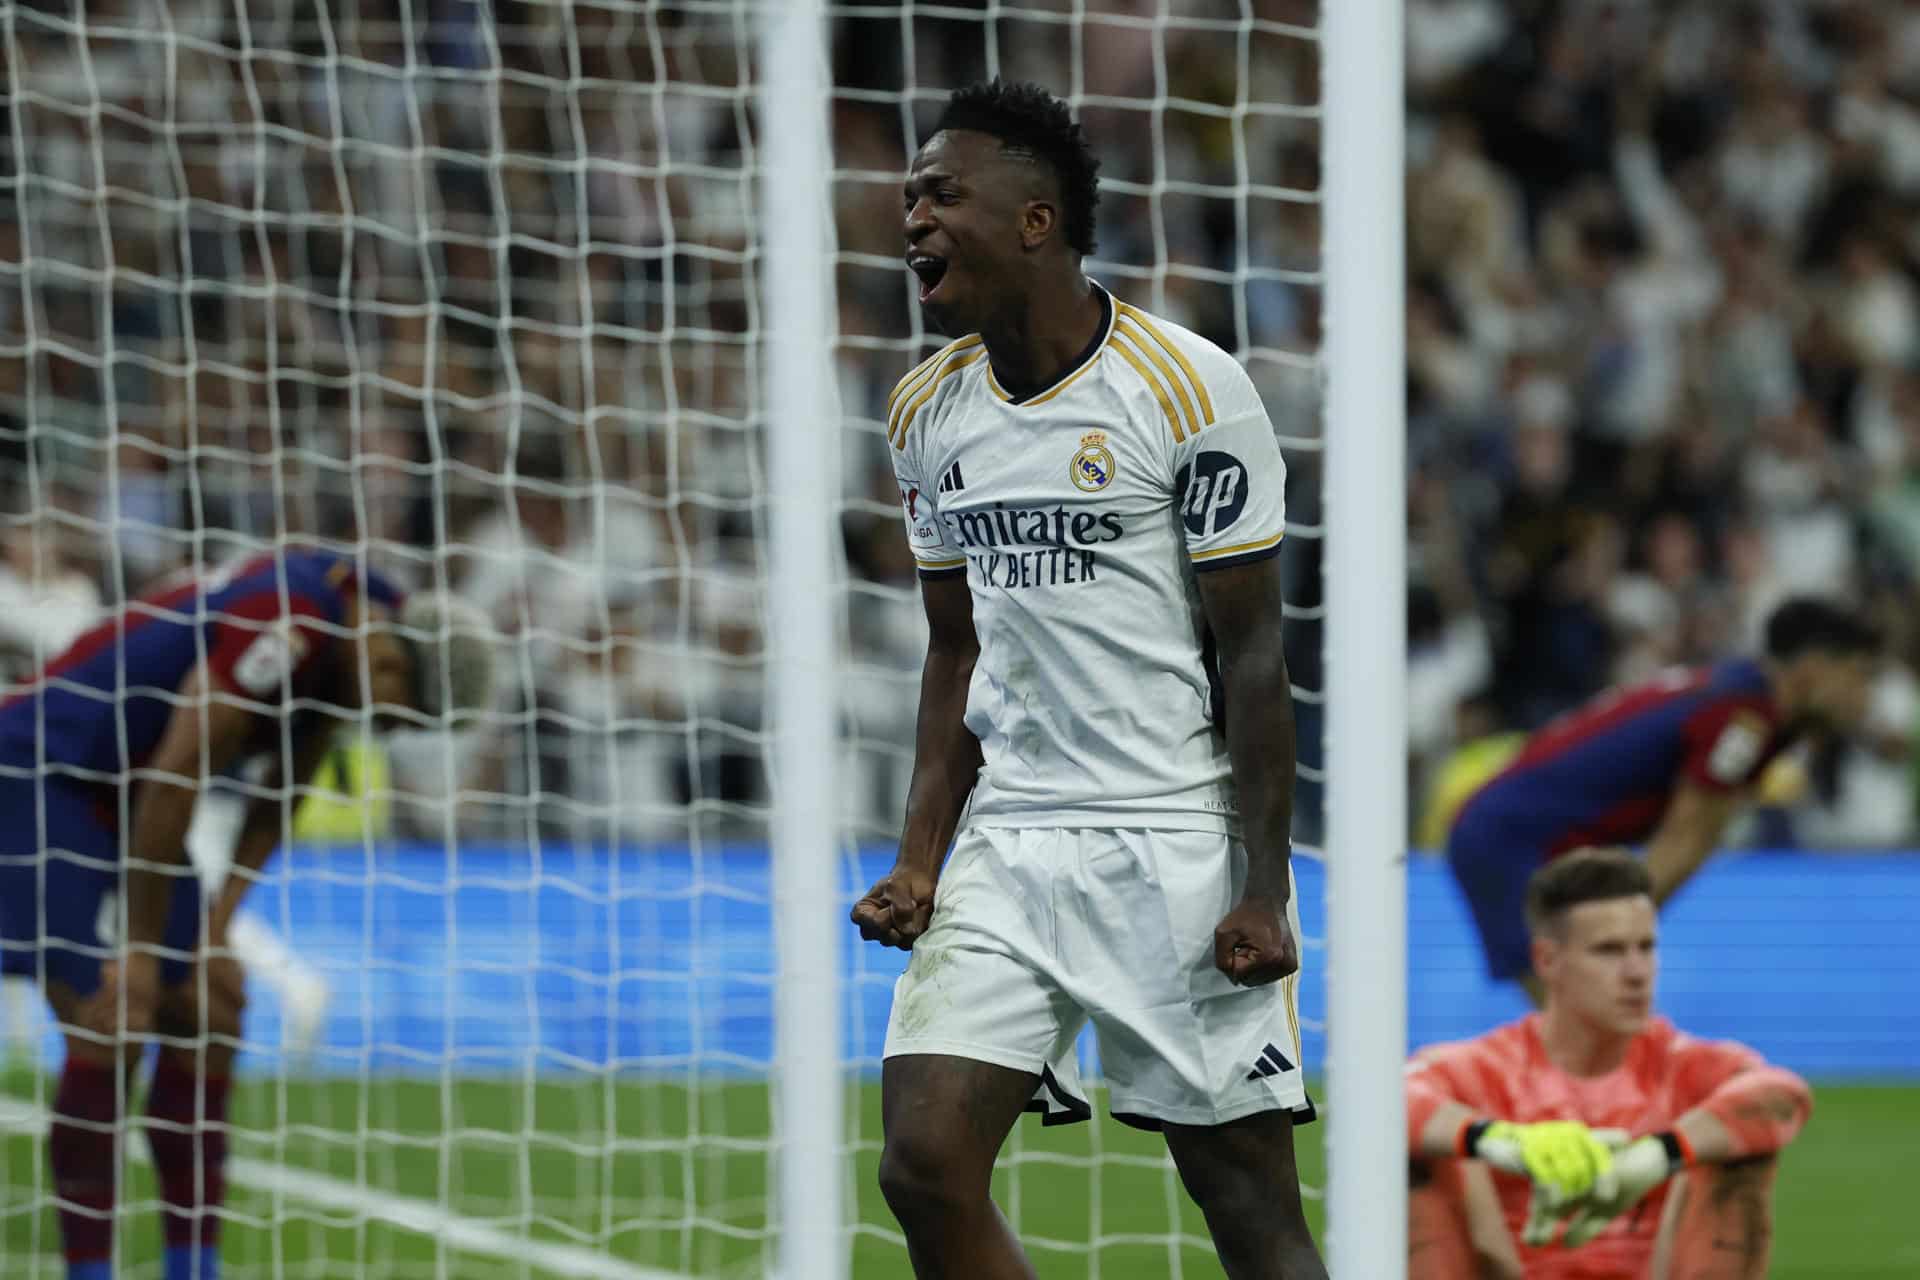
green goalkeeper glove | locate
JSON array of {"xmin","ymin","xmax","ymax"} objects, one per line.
[
  {"xmin": 1557, "ymin": 1133, "xmax": 1685, "ymax": 1247},
  {"xmin": 1464, "ymin": 1120, "xmax": 1617, "ymax": 1213}
]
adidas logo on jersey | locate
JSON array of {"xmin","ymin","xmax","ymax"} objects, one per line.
[
  {"xmin": 937, "ymin": 460, "xmax": 965, "ymax": 494},
  {"xmin": 1245, "ymin": 1042, "xmax": 1295, "ymax": 1081}
]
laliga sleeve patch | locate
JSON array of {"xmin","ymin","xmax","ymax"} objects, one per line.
[
  {"xmin": 1704, "ymin": 710, "xmax": 1768, "ymax": 785},
  {"xmin": 901, "ymin": 486, "xmax": 944, "ymax": 552},
  {"xmin": 232, "ymin": 621, "xmax": 310, "ymax": 695},
  {"xmin": 1178, "ymin": 451, "xmax": 1250, "ymax": 539}
]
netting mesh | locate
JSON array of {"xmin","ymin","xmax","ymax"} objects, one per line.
[{"xmin": 0, "ymin": 1, "xmax": 1323, "ymax": 1275}]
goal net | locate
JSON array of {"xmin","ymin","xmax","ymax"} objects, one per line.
[{"xmin": 0, "ymin": 1, "xmax": 1344, "ymax": 1277}]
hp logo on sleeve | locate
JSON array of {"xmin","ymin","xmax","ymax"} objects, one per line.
[{"xmin": 1177, "ymin": 451, "xmax": 1249, "ymax": 538}]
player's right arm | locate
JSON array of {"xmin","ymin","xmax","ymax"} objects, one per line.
[
  {"xmin": 93, "ymin": 668, "xmax": 256, "ymax": 1033},
  {"xmin": 851, "ymin": 573, "xmax": 980, "ymax": 949},
  {"xmin": 92, "ymin": 589, "xmax": 332, "ymax": 1031},
  {"xmin": 851, "ymin": 407, "xmax": 979, "ymax": 950}
]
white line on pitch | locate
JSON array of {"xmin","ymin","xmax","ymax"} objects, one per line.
[{"xmin": 0, "ymin": 1096, "xmax": 688, "ymax": 1280}]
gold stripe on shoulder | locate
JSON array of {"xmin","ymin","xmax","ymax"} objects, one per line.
[
  {"xmin": 1110, "ymin": 337, "xmax": 1185, "ymax": 443},
  {"xmin": 1116, "ymin": 320, "xmax": 1202, "ymax": 441},
  {"xmin": 887, "ymin": 349, "xmax": 946, "ymax": 414},
  {"xmin": 888, "ymin": 335, "xmax": 983, "ymax": 432},
  {"xmin": 888, "ymin": 338, "xmax": 978, "ymax": 445},
  {"xmin": 1190, "ymin": 530, "xmax": 1284, "ymax": 562},
  {"xmin": 888, "ymin": 335, "xmax": 979, "ymax": 421},
  {"xmin": 893, "ymin": 345, "xmax": 986, "ymax": 448},
  {"xmin": 1116, "ymin": 302, "xmax": 1214, "ymax": 427}
]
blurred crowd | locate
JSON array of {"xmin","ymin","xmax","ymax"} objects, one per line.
[
  {"xmin": 1405, "ymin": 0, "xmax": 1920, "ymax": 846},
  {"xmin": 0, "ymin": 0, "xmax": 1916, "ymax": 849}
]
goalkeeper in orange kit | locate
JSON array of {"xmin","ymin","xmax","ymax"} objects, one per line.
[{"xmin": 1404, "ymin": 849, "xmax": 1811, "ymax": 1279}]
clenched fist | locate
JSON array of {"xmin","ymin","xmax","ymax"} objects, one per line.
[
  {"xmin": 1212, "ymin": 894, "xmax": 1298, "ymax": 987},
  {"xmin": 850, "ymin": 864, "xmax": 939, "ymax": 950}
]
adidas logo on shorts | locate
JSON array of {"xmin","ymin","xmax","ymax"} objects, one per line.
[{"xmin": 1245, "ymin": 1042, "xmax": 1295, "ymax": 1081}]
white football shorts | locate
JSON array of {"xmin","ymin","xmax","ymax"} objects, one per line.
[{"xmin": 882, "ymin": 825, "xmax": 1314, "ymax": 1130}]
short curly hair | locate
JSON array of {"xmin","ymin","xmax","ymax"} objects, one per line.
[
  {"xmin": 934, "ymin": 79, "xmax": 1101, "ymax": 255},
  {"xmin": 1763, "ymin": 597, "xmax": 1879, "ymax": 662}
]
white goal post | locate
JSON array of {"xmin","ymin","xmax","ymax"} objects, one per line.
[
  {"xmin": 0, "ymin": 0, "xmax": 1405, "ymax": 1275},
  {"xmin": 759, "ymin": 2, "xmax": 845, "ymax": 1278},
  {"xmin": 1321, "ymin": 1, "xmax": 1409, "ymax": 1276}
]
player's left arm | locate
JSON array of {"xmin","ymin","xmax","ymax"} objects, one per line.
[
  {"xmin": 1669, "ymin": 1044, "xmax": 1813, "ymax": 1166},
  {"xmin": 1647, "ymin": 1055, "xmax": 1806, "ymax": 1280},
  {"xmin": 206, "ymin": 725, "xmax": 337, "ymax": 942},
  {"xmin": 1179, "ymin": 367, "xmax": 1297, "ymax": 985},
  {"xmin": 1197, "ymin": 556, "xmax": 1298, "ymax": 987}
]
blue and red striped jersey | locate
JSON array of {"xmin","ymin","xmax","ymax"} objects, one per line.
[
  {"xmin": 0, "ymin": 549, "xmax": 402, "ymax": 785},
  {"xmin": 1459, "ymin": 659, "xmax": 1787, "ymax": 857}
]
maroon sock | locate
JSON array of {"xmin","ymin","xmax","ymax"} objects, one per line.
[
  {"xmin": 145, "ymin": 1054, "xmax": 231, "ymax": 1253},
  {"xmin": 49, "ymin": 1057, "xmax": 122, "ymax": 1264}
]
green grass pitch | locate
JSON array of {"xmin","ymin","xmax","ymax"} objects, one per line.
[{"xmin": 3, "ymin": 1071, "xmax": 1912, "ymax": 1277}]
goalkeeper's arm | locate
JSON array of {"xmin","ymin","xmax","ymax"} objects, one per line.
[
  {"xmin": 1673, "ymin": 1064, "xmax": 1812, "ymax": 1163},
  {"xmin": 1408, "ymin": 1074, "xmax": 1614, "ymax": 1201},
  {"xmin": 1556, "ymin": 1065, "xmax": 1812, "ymax": 1249}
]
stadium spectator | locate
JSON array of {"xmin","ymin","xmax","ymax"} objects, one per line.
[
  {"xmin": 0, "ymin": 1, "xmax": 1917, "ymax": 846},
  {"xmin": 0, "ymin": 510, "xmax": 102, "ymax": 682}
]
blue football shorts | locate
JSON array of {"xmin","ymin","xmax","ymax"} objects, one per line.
[{"xmin": 0, "ymin": 769, "xmax": 204, "ymax": 997}]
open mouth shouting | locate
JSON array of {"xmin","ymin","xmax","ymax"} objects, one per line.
[{"xmin": 908, "ymin": 252, "xmax": 950, "ymax": 303}]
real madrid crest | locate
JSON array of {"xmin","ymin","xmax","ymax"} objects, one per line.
[{"xmin": 1071, "ymin": 430, "xmax": 1115, "ymax": 492}]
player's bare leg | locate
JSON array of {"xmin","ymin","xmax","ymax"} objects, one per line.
[
  {"xmin": 1163, "ymin": 1109, "xmax": 1327, "ymax": 1280},
  {"xmin": 1406, "ymin": 1174, "xmax": 1477, "ymax": 1280},
  {"xmin": 1406, "ymin": 1160, "xmax": 1522, "ymax": 1280},
  {"xmin": 878, "ymin": 1054, "xmax": 1041, "ymax": 1280},
  {"xmin": 45, "ymin": 979, "xmax": 145, "ymax": 1279},
  {"xmin": 1651, "ymin": 1156, "xmax": 1778, "ymax": 1280}
]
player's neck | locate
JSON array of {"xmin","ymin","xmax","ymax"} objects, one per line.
[
  {"xmin": 978, "ymin": 273, "xmax": 1105, "ymax": 400},
  {"xmin": 1537, "ymin": 1006, "xmax": 1632, "ymax": 1077}
]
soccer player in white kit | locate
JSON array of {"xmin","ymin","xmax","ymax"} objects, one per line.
[{"xmin": 851, "ymin": 81, "xmax": 1327, "ymax": 1280}]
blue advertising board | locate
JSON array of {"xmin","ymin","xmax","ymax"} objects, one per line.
[{"xmin": 25, "ymin": 845, "xmax": 1918, "ymax": 1079}]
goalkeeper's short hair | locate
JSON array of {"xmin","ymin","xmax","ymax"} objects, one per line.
[
  {"xmin": 1524, "ymin": 847, "xmax": 1652, "ymax": 940},
  {"xmin": 400, "ymin": 593, "xmax": 496, "ymax": 723}
]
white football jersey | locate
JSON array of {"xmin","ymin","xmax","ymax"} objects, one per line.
[{"xmin": 890, "ymin": 284, "xmax": 1289, "ymax": 831}]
